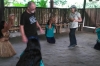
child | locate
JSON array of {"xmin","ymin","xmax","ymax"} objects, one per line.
[
  {"xmin": 94, "ymin": 24, "xmax": 100, "ymax": 50},
  {"xmin": 45, "ymin": 15, "xmax": 56, "ymax": 44}
]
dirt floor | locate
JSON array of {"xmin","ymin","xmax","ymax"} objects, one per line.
[{"xmin": 0, "ymin": 32, "xmax": 100, "ymax": 66}]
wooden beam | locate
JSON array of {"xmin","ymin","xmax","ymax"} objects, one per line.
[
  {"xmin": 50, "ymin": 0, "xmax": 54, "ymax": 8},
  {"xmin": 50, "ymin": 0, "xmax": 54, "ymax": 13},
  {"xmin": 89, "ymin": 0, "xmax": 99, "ymax": 1},
  {"xmin": 78, "ymin": 0, "xmax": 86, "ymax": 31},
  {"xmin": 0, "ymin": 0, "xmax": 4, "ymax": 11}
]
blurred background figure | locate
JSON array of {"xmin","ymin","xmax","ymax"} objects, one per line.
[
  {"xmin": 68, "ymin": 5, "xmax": 82, "ymax": 49},
  {"xmin": 0, "ymin": 14, "xmax": 16, "ymax": 58}
]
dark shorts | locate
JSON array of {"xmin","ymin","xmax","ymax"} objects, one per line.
[{"xmin": 46, "ymin": 37, "xmax": 55, "ymax": 44}]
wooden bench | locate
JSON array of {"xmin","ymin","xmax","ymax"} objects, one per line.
[
  {"xmin": 56, "ymin": 23, "xmax": 83, "ymax": 33},
  {"xmin": 56, "ymin": 23, "xmax": 69, "ymax": 33},
  {"xmin": 40, "ymin": 23, "xmax": 69, "ymax": 33},
  {"xmin": 78, "ymin": 23, "xmax": 83, "ymax": 31},
  {"xmin": 9, "ymin": 27, "xmax": 20, "ymax": 32}
]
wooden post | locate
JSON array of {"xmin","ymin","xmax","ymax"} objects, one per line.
[
  {"xmin": 50, "ymin": 0, "xmax": 54, "ymax": 14},
  {"xmin": 82, "ymin": 0, "xmax": 86, "ymax": 21},
  {"xmin": 0, "ymin": 0, "xmax": 4, "ymax": 21},
  {"xmin": 79, "ymin": 0, "xmax": 86, "ymax": 31}
]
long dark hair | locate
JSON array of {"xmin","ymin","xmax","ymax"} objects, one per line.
[
  {"xmin": 47, "ymin": 15, "xmax": 55, "ymax": 25},
  {"xmin": 0, "ymin": 21, "xmax": 5, "ymax": 38},
  {"xmin": 47, "ymin": 19, "xmax": 51, "ymax": 25}
]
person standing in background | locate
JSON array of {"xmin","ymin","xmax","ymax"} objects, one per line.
[{"xmin": 68, "ymin": 5, "xmax": 82, "ymax": 49}]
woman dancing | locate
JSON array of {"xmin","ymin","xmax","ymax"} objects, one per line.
[{"xmin": 0, "ymin": 14, "xmax": 16, "ymax": 57}]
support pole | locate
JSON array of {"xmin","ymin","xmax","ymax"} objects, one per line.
[
  {"xmin": 82, "ymin": 0, "xmax": 86, "ymax": 23},
  {"xmin": 0, "ymin": 0, "xmax": 4, "ymax": 21},
  {"xmin": 50, "ymin": 0, "xmax": 54, "ymax": 14},
  {"xmin": 79, "ymin": 0, "xmax": 86, "ymax": 31}
]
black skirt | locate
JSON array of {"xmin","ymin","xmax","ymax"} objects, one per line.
[
  {"xmin": 46, "ymin": 37, "xmax": 55, "ymax": 44},
  {"xmin": 94, "ymin": 41, "xmax": 100, "ymax": 50},
  {"xmin": 16, "ymin": 38, "xmax": 43, "ymax": 66}
]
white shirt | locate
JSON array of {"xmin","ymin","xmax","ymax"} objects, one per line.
[{"xmin": 69, "ymin": 12, "xmax": 81, "ymax": 28}]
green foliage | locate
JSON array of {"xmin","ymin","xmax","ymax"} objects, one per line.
[
  {"xmin": 4, "ymin": 0, "xmax": 47, "ymax": 7},
  {"xmin": 24, "ymin": 0, "xmax": 35, "ymax": 7},
  {"xmin": 4, "ymin": 0, "xmax": 10, "ymax": 6},
  {"xmin": 31, "ymin": 0, "xmax": 34, "ymax": 1},
  {"xmin": 54, "ymin": 0, "xmax": 67, "ymax": 6},
  {"xmin": 86, "ymin": 1, "xmax": 100, "ymax": 8},
  {"xmin": 13, "ymin": 0, "xmax": 35, "ymax": 7},
  {"xmin": 4, "ymin": 0, "xmax": 100, "ymax": 8},
  {"xmin": 13, "ymin": 3, "xmax": 25, "ymax": 7},
  {"xmin": 36, "ymin": 0, "xmax": 47, "ymax": 8}
]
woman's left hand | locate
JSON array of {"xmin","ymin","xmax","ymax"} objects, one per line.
[{"xmin": 40, "ymin": 28, "xmax": 44, "ymax": 34}]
